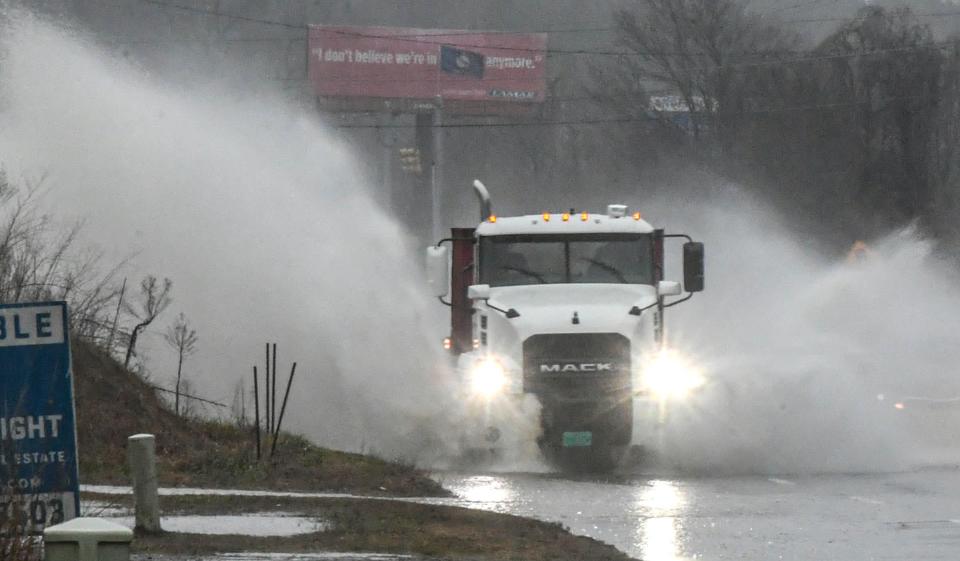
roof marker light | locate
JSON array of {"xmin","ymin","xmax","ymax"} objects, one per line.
[
  {"xmin": 543, "ymin": 212, "xmax": 551, "ymax": 222},
  {"xmin": 561, "ymin": 212, "xmax": 570, "ymax": 222},
  {"xmin": 488, "ymin": 214, "xmax": 497, "ymax": 223},
  {"xmin": 633, "ymin": 211, "xmax": 642, "ymax": 221},
  {"xmin": 442, "ymin": 337, "xmax": 452, "ymax": 351},
  {"xmin": 581, "ymin": 212, "xmax": 589, "ymax": 222},
  {"xmin": 607, "ymin": 204, "xmax": 628, "ymax": 218}
]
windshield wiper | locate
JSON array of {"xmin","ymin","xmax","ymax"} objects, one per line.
[
  {"xmin": 501, "ymin": 265, "xmax": 547, "ymax": 284},
  {"xmin": 580, "ymin": 258, "xmax": 627, "ymax": 283}
]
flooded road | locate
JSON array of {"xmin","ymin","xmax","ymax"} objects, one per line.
[
  {"xmin": 435, "ymin": 466, "xmax": 960, "ymax": 560},
  {"xmin": 88, "ymin": 466, "xmax": 960, "ymax": 560}
]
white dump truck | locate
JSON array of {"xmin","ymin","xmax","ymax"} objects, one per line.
[{"xmin": 427, "ymin": 181, "xmax": 705, "ymax": 471}]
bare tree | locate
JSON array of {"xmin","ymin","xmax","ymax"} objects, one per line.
[
  {"xmin": 0, "ymin": 497, "xmax": 38, "ymax": 561},
  {"xmin": 230, "ymin": 378, "xmax": 247, "ymax": 428},
  {"xmin": 608, "ymin": 2, "xmax": 952, "ymax": 245},
  {"xmin": 729, "ymin": 6, "xmax": 943, "ymax": 240},
  {"xmin": 178, "ymin": 379, "xmax": 201, "ymax": 419},
  {"xmin": 817, "ymin": 7, "xmax": 942, "ymax": 232},
  {"xmin": 0, "ymin": 173, "xmax": 123, "ymax": 344},
  {"xmin": 613, "ymin": 0, "xmax": 796, "ymax": 144},
  {"xmin": 164, "ymin": 312, "xmax": 198, "ymax": 416},
  {"xmin": 123, "ymin": 275, "xmax": 172, "ymax": 369}
]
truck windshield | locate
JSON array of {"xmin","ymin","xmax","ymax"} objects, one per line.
[{"xmin": 479, "ymin": 234, "xmax": 654, "ymax": 287}]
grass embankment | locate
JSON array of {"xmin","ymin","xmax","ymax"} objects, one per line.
[
  {"xmin": 85, "ymin": 492, "xmax": 635, "ymax": 561},
  {"xmin": 72, "ymin": 339, "xmax": 445, "ymax": 496}
]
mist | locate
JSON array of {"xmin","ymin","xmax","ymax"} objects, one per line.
[
  {"xmin": 634, "ymin": 186, "xmax": 960, "ymax": 474},
  {"xmin": 0, "ymin": 11, "xmax": 458, "ymax": 461}
]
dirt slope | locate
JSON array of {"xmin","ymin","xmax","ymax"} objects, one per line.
[{"xmin": 71, "ymin": 339, "xmax": 446, "ymax": 496}]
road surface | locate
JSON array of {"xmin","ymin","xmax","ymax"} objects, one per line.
[{"xmin": 435, "ymin": 466, "xmax": 960, "ymax": 560}]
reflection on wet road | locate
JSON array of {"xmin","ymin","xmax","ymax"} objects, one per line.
[
  {"xmin": 434, "ymin": 467, "xmax": 960, "ymax": 560},
  {"xmin": 637, "ymin": 480, "xmax": 685, "ymax": 561}
]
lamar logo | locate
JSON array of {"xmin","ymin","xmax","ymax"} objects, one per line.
[
  {"xmin": 488, "ymin": 89, "xmax": 537, "ymax": 100},
  {"xmin": 540, "ymin": 363, "xmax": 614, "ymax": 373}
]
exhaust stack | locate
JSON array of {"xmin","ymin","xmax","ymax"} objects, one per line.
[{"xmin": 473, "ymin": 179, "xmax": 492, "ymax": 221}]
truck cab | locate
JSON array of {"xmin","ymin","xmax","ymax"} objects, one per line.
[{"xmin": 427, "ymin": 182, "xmax": 704, "ymax": 471}]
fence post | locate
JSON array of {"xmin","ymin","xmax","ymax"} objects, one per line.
[{"xmin": 127, "ymin": 434, "xmax": 162, "ymax": 533}]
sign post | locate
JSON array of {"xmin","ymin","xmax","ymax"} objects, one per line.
[{"xmin": 0, "ymin": 301, "xmax": 79, "ymax": 534}]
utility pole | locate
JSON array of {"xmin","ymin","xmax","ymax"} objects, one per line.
[
  {"xmin": 377, "ymin": 116, "xmax": 404, "ymax": 232},
  {"xmin": 383, "ymin": 142, "xmax": 393, "ymax": 210},
  {"xmin": 414, "ymin": 110, "xmax": 436, "ymax": 244},
  {"xmin": 431, "ymin": 105, "xmax": 444, "ymax": 242}
]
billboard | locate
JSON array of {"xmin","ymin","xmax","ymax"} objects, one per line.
[
  {"xmin": 308, "ymin": 25, "xmax": 547, "ymax": 108},
  {"xmin": 0, "ymin": 302, "xmax": 79, "ymax": 534}
]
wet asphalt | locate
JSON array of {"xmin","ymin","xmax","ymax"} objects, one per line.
[{"xmin": 433, "ymin": 466, "xmax": 960, "ymax": 560}]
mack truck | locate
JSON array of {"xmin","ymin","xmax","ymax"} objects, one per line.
[{"xmin": 426, "ymin": 181, "xmax": 705, "ymax": 471}]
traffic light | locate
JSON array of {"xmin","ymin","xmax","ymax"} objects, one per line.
[{"xmin": 398, "ymin": 147, "xmax": 422, "ymax": 175}]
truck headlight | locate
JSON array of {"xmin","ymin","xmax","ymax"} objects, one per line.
[
  {"xmin": 642, "ymin": 349, "xmax": 705, "ymax": 400},
  {"xmin": 469, "ymin": 357, "xmax": 507, "ymax": 397}
]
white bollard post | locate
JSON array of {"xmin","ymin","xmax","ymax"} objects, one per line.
[
  {"xmin": 44, "ymin": 517, "xmax": 133, "ymax": 561},
  {"xmin": 126, "ymin": 433, "xmax": 162, "ymax": 533}
]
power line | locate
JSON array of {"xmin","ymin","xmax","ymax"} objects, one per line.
[
  {"xmin": 785, "ymin": 8, "xmax": 960, "ymax": 24},
  {"xmin": 335, "ymin": 116, "xmax": 655, "ymax": 129},
  {"xmin": 127, "ymin": 0, "xmax": 792, "ymax": 58},
  {"xmin": 331, "ymin": 92, "xmax": 936, "ymax": 130},
  {"xmin": 136, "ymin": 0, "xmax": 960, "ymax": 32},
  {"xmin": 313, "ymin": 26, "xmax": 618, "ymax": 36},
  {"xmin": 715, "ymin": 41, "xmax": 953, "ymax": 70},
  {"xmin": 761, "ymin": 0, "xmax": 836, "ymax": 16},
  {"xmin": 147, "ymin": 383, "xmax": 228, "ymax": 408},
  {"xmin": 195, "ymin": 82, "xmax": 920, "ymax": 106},
  {"xmin": 127, "ymin": 0, "xmax": 960, "ymax": 66},
  {"xmin": 136, "ymin": 0, "xmax": 615, "ymax": 35},
  {"xmin": 138, "ymin": 0, "xmax": 304, "ymax": 30},
  {"xmin": 133, "ymin": 0, "xmax": 960, "ymax": 56},
  {"xmin": 107, "ymin": 36, "xmax": 305, "ymax": 44}
]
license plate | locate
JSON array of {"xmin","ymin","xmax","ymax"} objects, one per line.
[{"xmin": 562, "ymin": 431, "xmax": 592, "ymax": 447}]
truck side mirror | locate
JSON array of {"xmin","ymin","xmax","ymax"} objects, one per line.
[
  {"xmin": 425, "ymin": 246, "xmax": 449, "ymax": 298},
  {"xmin": 467, "ymin": 284, "xmax": 491, "ymax": 300},
  {"xmin": 683, "ymin": 242, "xmax": 704, "ymax": 292}
]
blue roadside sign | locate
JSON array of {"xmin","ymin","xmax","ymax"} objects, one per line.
[{"xmin": 0, "ymin": 301, "xmax": 79, "ymax": 534}]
